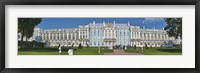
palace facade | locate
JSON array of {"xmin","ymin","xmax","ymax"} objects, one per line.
[{"xmin": 33, "ymin": 21, "xmax": 181, "ymax": 47}]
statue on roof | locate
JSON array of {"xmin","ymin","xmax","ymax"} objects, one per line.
[{"xmin": 107, "ymin": 21, "xmax": 113, "ymax": 27}]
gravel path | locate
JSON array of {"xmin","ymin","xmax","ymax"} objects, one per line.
[{"xmin": 104, "ymin": 49, "xmax": 143, "ymax": 55}]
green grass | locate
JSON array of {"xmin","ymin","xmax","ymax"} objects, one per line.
[
  {"xmin": 125, "ymin": 47, "xmax": 182, "ymax": 55},
  {"xmin": 18, "ymin": 47, "xmax": 182, "ymax": 55},
  {"xmin": 18, "ymin": 47, "xmax": 113, "ymax": 55},
  {"xmin": 74, "ymin": 47, "xmax": 113, "ymax": 55}
]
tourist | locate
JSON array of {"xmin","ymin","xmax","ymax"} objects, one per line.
[
  {"xmin": 68, "ymin": 44, "xmax": 74, "ymax": 55},
  {"xmin": 68, "ymin": 48, "xmax": 74, "ymax": 55},
  {"xmin": 141, "ymin": 46, "xmax": 144, "ymax": 54},
  {"xmin": 58, "ymin": 44, "xmax": 62, "ymax": 55}
]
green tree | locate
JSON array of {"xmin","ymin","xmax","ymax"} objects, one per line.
[
  {"xmin": 164, "ymin": 18, "xmax": 182, "ymax": 39},
  {"xmin": 18, "ymin": 18, "xmax": 42, "ymax": 48}
]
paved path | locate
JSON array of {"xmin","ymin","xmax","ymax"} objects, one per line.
[{"xmin": 104, "ymin": 49, "xmax": 143, "ymax": 55}]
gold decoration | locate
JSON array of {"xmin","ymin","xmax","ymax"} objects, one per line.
[{"xmin": 107, "ymin": 22, "xmax": 113, "ymax": 27}]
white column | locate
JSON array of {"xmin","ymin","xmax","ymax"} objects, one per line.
[
  {"xmin": 136, "ymin": 32, "xmax": 137, "ymax": 39},
  {"xmin": 82, "ymin": 31, "xmax": 83, "ymax": 39},
  {"xmin": 51, "ymin": 33, "xmax": 54, "ymax": 40},
  {"xmin": 67, "ymin": 33, "xmax": 68, "ymax": 40},
  {"xmin": 131, "ymin": 31, "xmax": 133, "ymax": 39},
  {"xmin": 104, "ymin": 30, "xmax": 105, "ymax": 39},
  {"xmin": 133, "ymin": 32, "xmax": 135, "ymax": 39},
  {"xmin": 86, "ymin": 31, "xmax": 87, "ymax": 39},
  {"xmin": 57, "ymin": 33, "xmax": 59, "ymax": 40},
  {"xmin": 45, "ymin": 33, "xmax": 47, "ymax": 40},
  {"xmin": 75, "ymin": 33, "xmax": 76, "ymax": 40},
  {"xmin": 133, "ymin": 31, "xmax": 139, "ymax": 39},
  {"xmin": 137, "ymin": 32, "xmax": 139, "ymax": 39},
  {"xmin": 164, "ymin": 34, "xmax": 166, "ymax": 41},
  {"xmin": 114, "ymin": 30, "xmax": 116, "ymax": 38},
  {"xmin": 146, "ymin": 33, "xmax": 148, "ymax": 40},
  {"xmin": 136, "ymin": 32, "xmax": 138, "ymax": 39},
  {"xmin": 157, "ymin": 34, "xmax": 159, "ymax": 40},
  {"xmin": 63, "ymin": 33, "xmax": 65, "ymax": 40},
  {"xmin": 79, "ymin": 31, "xmax": 80, "ymax": 39},
  {"xmin": 160, "ymin": 34, "xmax": 162, "ymax": 40},
  {"xmin": 107, "ymin": 30, "xmax": 109, "ymax": 38},
  {"xmin": 48, "ymin": 33, "xmax": 51, "ymax": 40},
  {"xmin": 57, "ymin": 33, "xmax": 59, "ymax": 41},
  {"xmin": 55, "ymin": 33, "xmax": 58, "ymax": 40},
  {"xmin": 150, "ymin": 33, "xmax": 151, "ymax": 40},
  {"xmin": 42, "ymin": 34, "xmax": 44, "ymax": 40},
  {"xmin": 85, "ymin": 31, "xmax": 87, "ymax": 39},
  {"xmin": 110, "ymin": 30, "xmax": 112, "ymax": 38},
  {"xmin": 167, "ymin": 35, "xmax": 169, "ymax": 40},
  {"xmin": 85, "ymin": 31, "xmax": 86, "ymax": 39},
  {"xmin": 71, "ymin": 33, "xmax": 73, "ymax": 40},
  {"xmin": 58, "ymin": 32, "xmax": 61, "ymax": 40}
]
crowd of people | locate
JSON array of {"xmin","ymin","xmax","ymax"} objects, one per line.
[
  {"xmin": 58, "ymin": 44, "xmax": 145, "ymax": 55},
  {"xmin": 58, "ymin": 44, "xmax": 74, "ymax": 55}
]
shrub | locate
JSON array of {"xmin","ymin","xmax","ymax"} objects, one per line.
[
  {"xmin": 145, "ymin": 44, "xmax": 148, "ymax": 49},
  {"xmin": 18, "ymin": 41, "xmax": 45, "ymax": 49},
  {"xmin": 174, "ymin": 44, "xmax": 182, "ymax": 49},
  {"xmin": 72, "ymin": 43, "xmax": 74, "ymax": 47},
  {"xmin": 78, "ymin": 43, "xmax": 83, "ymax": 49},
  {"xmin": 126, "ymin": 45, "xmax": 132, "ymax": 49},
  {"xmin": 150, "ymin": 45, "xmax": 152, "ymax": 49},
  {"xmin": 86, "ymin": 43, "xmax": 89, "ymax": 48},
  {"xmin": 134, "ymin": 45, "xmax": 136, "ymax": 49}
]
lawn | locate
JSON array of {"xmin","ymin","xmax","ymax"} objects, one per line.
[
  {"xmin": 74, "ymin": 47, "xmax": 113, "ymax": 55},
  {"xmin": 18, "ymin": 47, "xmax": 182, "ymax": 55},
  {"xmin": 18, "ymin": 47, "xmax": 113, "ymax": 55},
  {"xmin": 125, "ymin": 47, "xmax": 182, "ymax": 55}
]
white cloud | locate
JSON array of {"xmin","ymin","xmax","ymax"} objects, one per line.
[
  {"xmin": 144, "ymin": 18, "xmax": 163, "ymax": 22},
  {"xmin": 141, "ymin": 18, "xmax": 164, "ymax": 24},
  {"xmin": 142, "ymin": 21, "xmax": 145, "ymax": 24}
]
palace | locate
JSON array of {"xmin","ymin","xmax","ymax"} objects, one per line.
[{"xmin": 33, "ymin": 21, "xmax": 181, "ymax": 47}]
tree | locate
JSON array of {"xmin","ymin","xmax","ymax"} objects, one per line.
[
  {"xmin": 164, "ymin": 18, "xmax": 182, "ymax": 39},
  {"xmin": 18, "ymin": 18, "xmax": 42, "ymax": 48}
]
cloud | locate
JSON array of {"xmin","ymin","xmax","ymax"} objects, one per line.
[
  {"xmin": 141, "ymin": 18, "xmax": 164, "ymax": 25},
  {"xmin": 142, "ymin": 21, "xmax": 145, "ymax": 24},
  {"xmin": 144, "ymin": 18, "xmax": 164, "ymax": 22}
]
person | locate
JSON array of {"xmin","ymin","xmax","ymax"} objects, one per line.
[
  {"xmin": 141, "ymin": 46, "xmax": 144, "ymax": 54},
  {"xmin": 68, "ymin": 44, "xmax": 74, "ymax": 55},
  {"xmin": 68, "ymin": 48, "xmax": 74, "ymax": 55},
  {"xmin": 58, "ymin": 44, "xmax": 62, "ymax": 55}
]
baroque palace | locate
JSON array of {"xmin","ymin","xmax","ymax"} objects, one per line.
[{"xmin": 32, "ymin": 21, "xmax": 181, "ymax": 47}]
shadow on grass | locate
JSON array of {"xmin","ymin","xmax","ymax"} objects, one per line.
[
  {"xmin": 18, "ymin": 47, "xmax": 113, "ymax": 55},
  {"xmin": 156, "ymin": 49, "xmax": 182, "ymax": 53},
  {"xmin": 18, "ymin": 47, "xmax": 70, "ymax": 52}
]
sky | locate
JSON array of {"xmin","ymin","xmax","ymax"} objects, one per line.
[{"xmin": 35, "ymin": 18, "xmax": 168, "ymax": 30}]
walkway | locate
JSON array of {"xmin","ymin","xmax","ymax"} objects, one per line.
[{"xmin": 104, "ymin": 49, "xmax": 143, "ymax": 55}]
